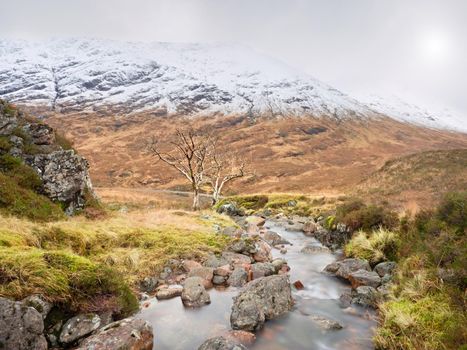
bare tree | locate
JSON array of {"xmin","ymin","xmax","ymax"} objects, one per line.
[
  {"xmin": 149, "ymin": 128, "xmax": 213, "ymax": 210},
  {"xmin": 205, "ymin": 140, "xmax": 247, "ymax": 205}
]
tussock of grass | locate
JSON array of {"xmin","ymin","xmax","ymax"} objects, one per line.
[
  {"xmin": 345, "ymin": 228, "xmax": 399, "ymax": 265},
  {"xmin": 375, "ymin": 294, "xmax": 464, "ymax": 350}
]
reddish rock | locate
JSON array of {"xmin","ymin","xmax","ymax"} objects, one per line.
[
  {"xmin": 226, "ymin": 330, "xmax": 256, "ymax": 346},
  {"xmin": 214, "ymin": 265, "xmax": 232, "ymax": 277},
  {"xmin": 253, "ymin": 240, "xmax": 272, "ymax": 263},
  {"xmin": 293, "ymin": 280, "xmax": 305, "ymax": 290},
  {"xmin": 182, "ymin": 260, "xmax": 202, "ymax": 272}
]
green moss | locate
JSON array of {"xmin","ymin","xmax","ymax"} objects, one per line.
[
  {"xmin": 0, "ymin": 173, "xmax": 64, "ymax": 222},
  {"xmin": 0, "ymin": 136, "xmax": 12, "ymax": 152},
  {"xmin": 0, "ymin": 247, "xmax": 138, "ymax": 316}
]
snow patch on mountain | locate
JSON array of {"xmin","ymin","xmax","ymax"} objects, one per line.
[
  {"xmin": 0, "ymin": 38, "xmax": 370, "ymax": 118},
  {"xmin": 358, "ymin": 94, "xmax": 466, "ymax": 133}
]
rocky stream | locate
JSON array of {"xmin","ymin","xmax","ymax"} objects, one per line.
[{"xmin": 137, "ymin": 218, "xmax": 378, "ymax": 350}]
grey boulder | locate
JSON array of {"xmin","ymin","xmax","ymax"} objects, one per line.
[
  {"xmin": 59, "ymin": 313, "xmax": 101, "ymax": 344},
  {"xmin": 230, "ymin": 275, "xmax": 293, "ymax": 331},
  {"xmin": 198, "ymin": 336, "xmax": 247, "ymax": 350},
  {"xmin": 181, "ymin": 277, "xmax": 211, "ymax": 307},
  {"xmin": 0, "ymin": 297, "xmax": 47, "ymax": 350},
  {"xmin": 75, "ymin": 317, "xmax": 153, "ymax": 350}
]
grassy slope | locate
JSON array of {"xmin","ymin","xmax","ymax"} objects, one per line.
[
  {"xmin": 343, "ymin": 193, "xmax": 467, "ymax": 350},
  {"xmin": 356, "ymin": 149, "xmax": 467, "ymax": 211},
  {"xmin": 0, "ymin": 208, "xmax": 234, "ymax": 315}
]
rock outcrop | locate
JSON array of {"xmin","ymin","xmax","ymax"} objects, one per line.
[
  {"xmin": 0, "ymin": 100, "xmax": 95, "ymax": 214},
  {"xmin": 26, "ymin": 150, "xmax": 93, "ymax": 214},
  {"xmin": 230, "ymin": 275, "xmax": 293, "ymax": 331},
  {"xmin": 0, "ymin": 297, "xmax": 48, "ymax": 350}
]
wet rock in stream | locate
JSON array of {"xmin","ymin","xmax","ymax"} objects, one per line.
[
  {"xmin": 230, "ymin": 275, "xmax": 293, "ymax": 331},
  {"xmin": 181, "ymin": 277, "xmax": 211, "ymax": 307},
  {"xmin": 198, "ymin": 336, "xmax": 247, "ymax": 350}
]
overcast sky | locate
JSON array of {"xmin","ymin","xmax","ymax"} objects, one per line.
[{"xmin": 1, "ymin": 0, "xmax": 466, "ymax": 115}]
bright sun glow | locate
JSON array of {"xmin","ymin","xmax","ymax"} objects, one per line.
[{"xmin": 419, "ymin": 32, "xmax": 451, "ymax": 63}]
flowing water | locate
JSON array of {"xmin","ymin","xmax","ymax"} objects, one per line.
[{"xmin": 137, "ymin": 221, "xmax": 377, "ymax": 349}]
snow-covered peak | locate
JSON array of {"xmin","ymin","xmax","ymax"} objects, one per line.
[
  {"xmin": 0, "ymin": 38, "xmax": 465, "ymax": 133},
  {"xmin": 0, "ymin": 38, "xmax": 370, "ymax": 118}
]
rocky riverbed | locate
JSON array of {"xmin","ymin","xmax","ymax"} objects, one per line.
[{"xmin": 136, "ymin": 216, "xmax": 379, "ymax": 349}]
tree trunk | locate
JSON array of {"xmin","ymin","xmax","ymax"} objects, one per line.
[
  {"xmin": 192, "ymin": 187, "xmax": 201, "ymax": 211},
  {"xmin": 211, "ymin": 189, "xmax": 220, "ymax": 206}
]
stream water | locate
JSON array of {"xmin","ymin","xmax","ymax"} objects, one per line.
[{"xmin": 137, "ymin": 221, "xmax": 377, "ymax": 349}]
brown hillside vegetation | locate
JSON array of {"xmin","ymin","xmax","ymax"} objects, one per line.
[
  {"xmin": 46, "ymin": 112, "xmax": 467, "ymax": 194},
  {"xmin": 355, "ymin": 148, "xmax": 467, "ymax": 211}
]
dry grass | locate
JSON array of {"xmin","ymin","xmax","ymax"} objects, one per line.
[
  {"xmin": 356, "ymin": 149, "xmax": 467, "ymax": 211},
  {"xmin": 0, "ymin": 207, "xmax": 234, "ymax": 312}
]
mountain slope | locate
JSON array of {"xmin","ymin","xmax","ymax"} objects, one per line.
[{"xmin": 0, "ymin": 38, "xmax": 372, "ymax": 119}]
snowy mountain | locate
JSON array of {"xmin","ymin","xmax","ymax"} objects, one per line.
[
  {"xmin": 358, "ymin": 94, "xmax": 466, "ymax": 133},
  {"xmin": 0, "ymin": 38, "xmax": 465, "ymax": 132}
]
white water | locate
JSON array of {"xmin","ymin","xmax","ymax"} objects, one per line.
[{"xmin": 137, "ymin": 221, "xmax": 377, "ymax": 349}]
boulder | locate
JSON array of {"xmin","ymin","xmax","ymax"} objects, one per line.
[
  {"xmin": 139, "ymin": 276, "xmax": 158, "ymax": 293},
  {"xmin": 252, "ymin": 240, "xmax": 272, "ymax": 263},
  {"xmin": 250, "ymin": 262, "xmax": 276, "ymax": 279},
  {"xmin": 246, "ymin": 223, "xmax": 260, "ymax": 236},
  {"xmin": 230, "ymin": 275, "xmax": 293, "ymax": 331},
  {"xmin": 300, "ymin": 244, "xmax": 330, "ymax": 254},
  {"xmin": 198, "ymin": 336, "xmax": 247, "ymax": 350},
  {"xmin": 374, "ymin": 261, "xmax": 397, "ymax": 277},
  {"xmin": 310, "ymin": 315, "xmax": 343, "ymax": 330},
  {"xmin": 228, "ymin": 267, "xmax": 249, "ymax": 287},
  {"xmin": 348, "ymin": 270, "xmax": 381, "ymax": 288},
  {"xmin": 156, "ymin": 285, "xmax": 183, "ymax": 300},
  {"xmin": 302, "ymin": 221, "xmax": 318, "ymax": 235},
  {"xmin": 21, "ymin": 294, "xmax": 52, "ymax": 320},
  {"xmin": 351, "ymin": 286, "xmax": 378, "ymax": 307},
  {"xmin": 183, "ymin": 260, "xmax": 203, "ymax": 272},
  {"xmin": 26, "ymin": 150, "xmax": 94, "ymax": 215},
  {"xmin": 213, "ymin": 275, "xmax": 227, "ymax": 285},
  {"xmin": 59, "ymin": 313, "xmax": 101, "ymax": 344},
  {"xmin": 181, "ymin": 277, "xmax": 211, "ymax": 307},
  {"xmin": 76, "ymin": 317, "xmax": 153, "ymax": 350},
  {"xmin": 227, "ymin": 239, "xmax": 258, "ymax": 255},
  {"xmin": 245, "ymin": 216, "xmax": 266, "ymax": 227},
  {"xmin": 271, "ymin": 258, "xmax": 287, "ymax": 273},
  {"xmin": 214, "ymin": 265, "xmax": 232, "ymax": 277},
  {"xmin": 324, "ymin": 258, "xmax": 371, "ymax": 280},
  {"xmin": 204, "ymin": 255, "xmax": 230, "ymax": 268},
  {"xmin": 222, "ymin": 252, "xmax": 252, "ymax": 266},
  {"xmin": 188, "ymin": 267, "xmax": 214, "ymax": 288},
  {"xmin": 222, "ymin": 226, "xmax": 243, "ymax": 238},
  {"xmin": 225, "ymin": 330, "xmax": 256, "ymax": 346},
  {"xmin": 217, "ymin": 203, "xmax": 241, "ymax": 216},
  {"xmin": 263, "ymin": 231, "xmax": 290, "ymax": 246},
  {"xmin": 0, "ymin": 297, "xmax": 47, "ymax": 350}
]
